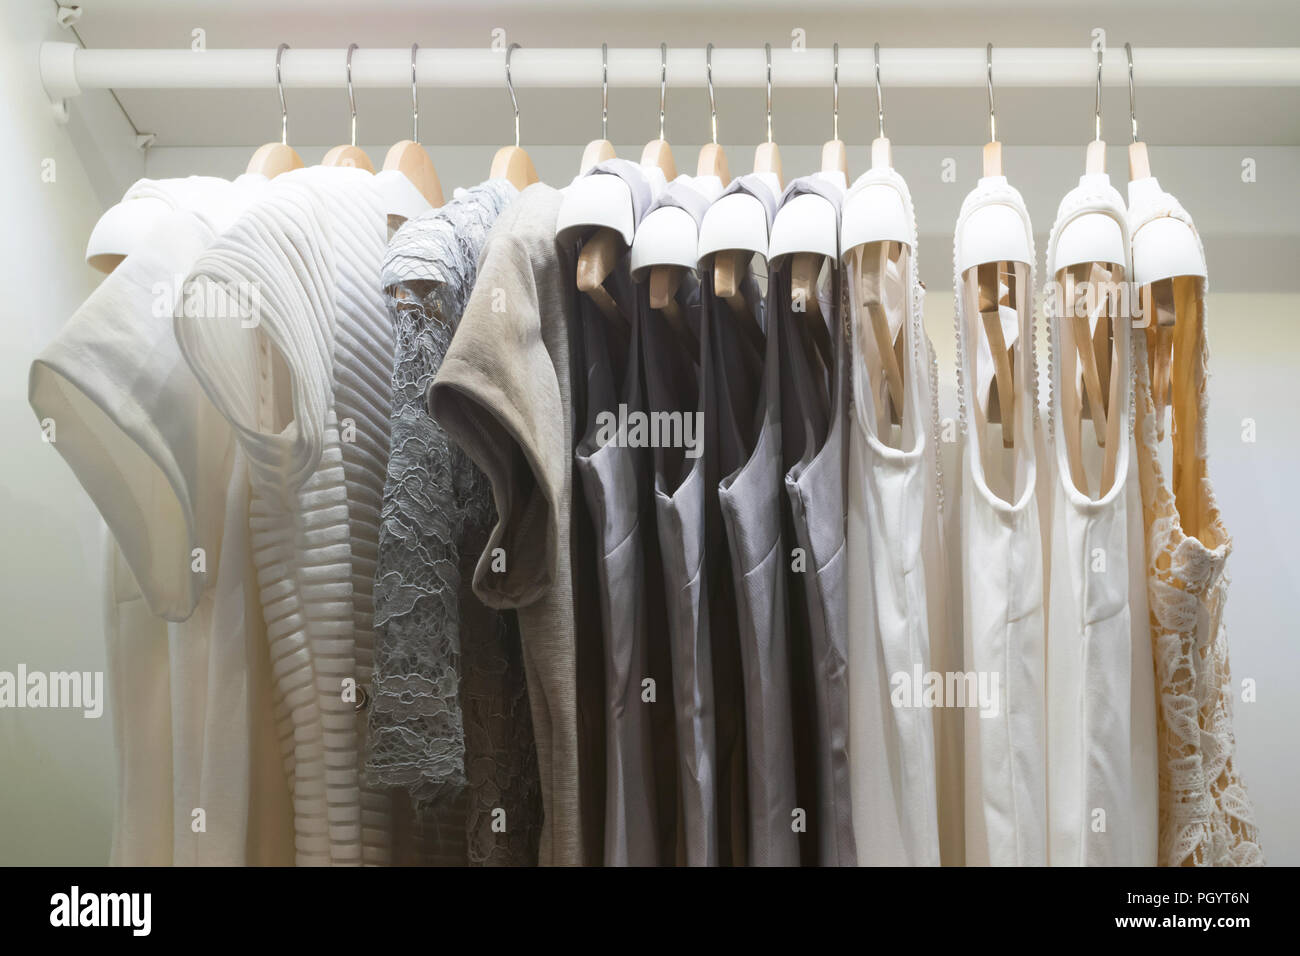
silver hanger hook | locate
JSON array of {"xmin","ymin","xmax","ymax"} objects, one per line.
[
  {"xmin": 706, "ymin": 42, "xmax": 718, "ymax": 145},
  {"xmin": 659, "ymin": 43, "xmax": 667, "ymax": 141},
  {"xmin": 505, "ymin": 42, "xmax": 521, "ymax": 148},
  {"xmin": 1094, "ymin": 45, "xmax": 1103, "ymax": 143},
  {"xmin": 1125, "ymin": 42, "xmax": 1138, "ymax": 143},
  {"xmin": 832, "ymin": 42, "xmax": 839, "ymax": 141},
  {"xmin": 410, "ymin": 43, "xmax": 419, "ymax": 143},
  {"xmin": 345, "ymin": 43, "xmax": 359, "ymax": 147},
  {"xmin": 275, "ymin": 43, "xmax": 290, "ymax": 145},
  {"xmin": 601, "ymin": 43, "xmax": 608, "ymax": 140},
  {"xmin": 986, "ymin": 43, "xmax": 996, "ymax": 143},
  {"xmin": 874, "ymin": 43, "xmax": 885, "ymax": 139},
  {"xmin": 764, "ymin": 42, "xmax": 773, "ymax": 144}
]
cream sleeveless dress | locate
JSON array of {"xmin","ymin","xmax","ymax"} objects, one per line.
[
  {"xmin": 1042, "ymin": 173, "xmax": 1157, "ymax": 866},
  {"xmin": 844, "ymin": 166, "xmax": 954, "ymax": 866},
  {"xmin": 952, "ymin": 176, "xmax": 1048, "ymax": 866},
  {"xmin": 1127, "ymin": 183, "xmax": 1263, "ymax": 866}
]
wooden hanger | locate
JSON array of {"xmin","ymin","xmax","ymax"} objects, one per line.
[
  {"xmin": 247, "ymin": 44, "xmax": 305, "ymax": 178},
  {"xmin": 641, "ymin": 47, "xmax": 678, "ymax": 180},
  {"xmin": 490, "ymin": 43, "xmax": 540, "ymax": 190},
  {"xmin": 792, "ymin": 43, "xmax": 847, "ymax": 330},
  {"xmin": 642, "ymin": 43, "xmax": 676, "ymax": 181},
  {"xmin": 854, "ymin": 43, "xmax": 905, "ymax": 428},
  {"xmin": 382, "ymin": 44, "xmax": 444, "ymax": 207},
  {"xmin": 1125, "ymin": 43, "xmax": 1175, "ymax": 437},
  {"xmin": 580, "ymin": 43, "xmax": 617, "ymax": 174},
  {"xmin": 751, "ymin": 44, "xmax": 783, "ymax": 187},
  {"xmin": 574, "ymin": 45, "xmax": 630, "ymax": 326},
  {"xmin": 652, "ymin": 43, "xmax": 730, "ymax": 312},
  {"xmin": 322, "ymin": 44, "xmax": 375, "ymax": 172},
  {"xmin": 976, "ymin": 44, "xmax": 1015, "ymax": 447}
]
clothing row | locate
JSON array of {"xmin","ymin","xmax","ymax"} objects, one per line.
[{"xmin": 30, "ymin": 147, "xmax": 1261, "ymax": 866}]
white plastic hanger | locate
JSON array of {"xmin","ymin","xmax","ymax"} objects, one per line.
[
  {"xmin": 382, "ymin": 44, "xmax": 444, "ymax": 208},
  {"xmin": 771, "ymin": 43, "xmax": 844, "ymax": 333},
  {"xmin": 322, "ymin": 44, "xmax": 375, "ymax": 172},
  {"xmin": 640, "ymin": 44, "xmax": 678, "ymax": 180},
  {"xmin": 631, "ymin": 49, "xmax": 721, "ymax": 317},
  {"xmin": 841, "ymin": 44, "xmax": 909, "ymax": 429},
  {"xmin": 560, "ymin": 44, "xmax": 634, "ymax": 325},
  {"xmin": 645, "ymin": 42, "xmax": 730, "ymax": 313},
  {"xmin": 1054, "ymin": 46, "xmax": 1128, "ymax": 493},
  {"xmin": 490, "ymin": 43, "xmax": 540, "ymax": 190},
  {"xmin": 1124, "ymin": 43, "xmax": 1207, "ymax": 441},
  {"xmin": 958, "ymin": 44, "xmax": 1029, "ymax": 449},
  {"xmin": 701, "ymin": 44, "xmax": 779, "ymax": 325}
]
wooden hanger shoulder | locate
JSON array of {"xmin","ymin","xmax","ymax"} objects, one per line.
[
  {"xmin": 753, "ymin": 141, "xmax": 783, "ymax": 189},
  {"xmin": 490, "ymin": 145, "xmax": 539, "ymax": 191},
  {"xmin": 696, "ymin": 143, "xmax": 730, "ymax": 185},
  {"xmin": 641, "ymin": 139, "xmax": 677, "ymax": 180},
  {"xmin": 322, "ymin": 144, "xmax": 375, "ymax": 173},
  {"xmin": 383, "ymin": 140, "xmax": 444, "ymax": 207},
  {"xmin": 246, "ymin": 142, "xmax": 304, "ymax": 179},
  {"xmin": 648, "ymin": 264, "xmax": 683, "ymax": 310},
  {"xmin": 580, "ymin": 138, "xmax": 615, "ymax": 174},
  {"xmin": 821, "ymin": 138, "xmax": 847, "ymax": 177}
]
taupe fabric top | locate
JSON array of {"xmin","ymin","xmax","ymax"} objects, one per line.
[{"xmin": 428, "ymin": 183, "xmax": 584, "ymax": 866}]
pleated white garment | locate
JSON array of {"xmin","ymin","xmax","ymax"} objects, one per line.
[
  {"xmin": 1042, "ymin": 173, "xmax": 1158, "ymax": 866},
  {"xmin": 844, "ymin": 166, "xmax": 955, "ymax": 866},
  {"xmin": 176, "ymin": 168, "xmax": 400, "ymax": 864},
  {"xmin": 951, "ymin": 177, "xmax": 1049, "ymax": 866}
]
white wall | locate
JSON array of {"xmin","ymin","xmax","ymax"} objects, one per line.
[{"xmin": 0, "ymin": 5, "xmax": 142, "ymax": 865}]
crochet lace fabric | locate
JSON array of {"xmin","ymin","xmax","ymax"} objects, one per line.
[
  {"xmin": 366, "ymin": 180, "xmax": 542, "ymax": 864},
  {"xmin": 1130, "ymin": 238, "xmax": 1262, "ymax": 865}
]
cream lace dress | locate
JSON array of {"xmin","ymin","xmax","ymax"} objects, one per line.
[{"xmin": 1128, "ymin": 186, "xmax": 1263, "ymax": 867}]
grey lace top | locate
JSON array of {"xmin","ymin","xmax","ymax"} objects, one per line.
[{"xmin": 366, "ymin": 179, "xmax": 542, "ymax": 864}]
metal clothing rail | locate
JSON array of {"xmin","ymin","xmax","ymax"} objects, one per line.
[{"xmin": 40, "ymin": 42, "xmax": 1300, "ymax": 120}]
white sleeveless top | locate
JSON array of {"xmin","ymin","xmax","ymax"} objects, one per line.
[
  {"xmin": 952, "ymin": 176, "xmax": 1049, "ymax": 866},
  {"xmin": 844, "ymin": 166, "xmax": 954, "ymax": 866},
  {"xmin": 1042, "ymin": 173, "xmax": 1157, "ymax": 866}
]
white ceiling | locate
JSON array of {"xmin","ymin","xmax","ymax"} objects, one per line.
[{"xmin": 65, "ymin": 0, "xmax": 1300, "ymax": 148}]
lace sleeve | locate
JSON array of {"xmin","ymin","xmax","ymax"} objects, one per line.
[{"xmin": 365, "ymin": 181, "xmax": 541, "ymax": 858}]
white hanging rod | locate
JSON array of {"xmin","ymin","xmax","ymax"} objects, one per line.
[{"xmin": 41, "ymin": 43, "xmax": 1300, "ymax": 103}]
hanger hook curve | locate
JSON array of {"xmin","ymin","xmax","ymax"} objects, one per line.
[
  {"xmin": 874, "ymin": 43, "xmax": 885, "ymax": 139},
  {"xmin": 706, "ymin": 42, "xmax": 718, "ymax": 145},
  {"xmin": 765, "ymin": 42, "xmax": 773, "ymax": 144},
  {"xmin": 346, "ymin": 43, "xmax": 359, "ymax": 147},
  {"xmin": 506, "ymin": 42, "xmax": 521, "ymax": 148},
  {"xmin": 832, "ymin": 42, "xmax": 839, "ymax": 141},
  {"xmin": 1125, "ymin": 42, "xmax": 1138, "ymax": 144},
  {"xmin": 1094, "ymin": 45, "xmax": 1104, "ymax": 143},
  {"xmin": 275, "ymin": 43, "xmax": 290, "ymax": 145},
  {"xmin": 659, "ymin": 43, "xmax": 668, "ymax": 141},
  {"xmin": 410, "ymin": 43, "xmax": 419, "ymax": 143},
  {"xmin": 986, "ymin": 43, "xmax": 996, "ymax": 143}
]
